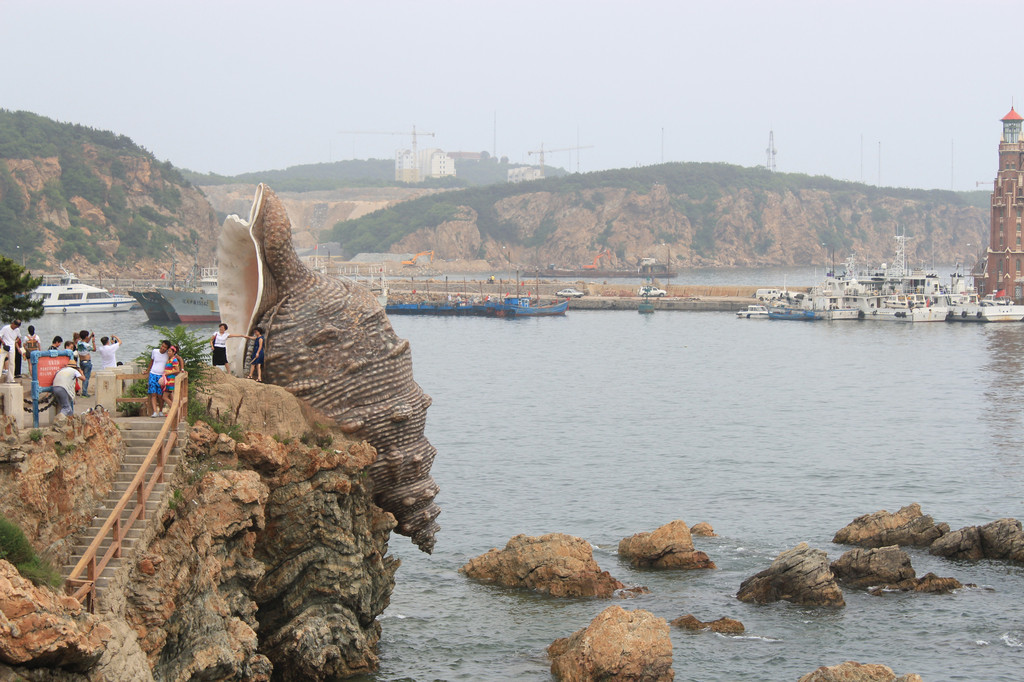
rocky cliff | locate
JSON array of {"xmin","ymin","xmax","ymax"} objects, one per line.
[
  {"xmin": 0, "ymin": 110, "xmax": 219, "ymax": 278},
  {"xmin": 389, "ymin": 180, "xmax": 987, "ymax": 269},
  {"xmin": 0, "ymin": 373, "xmax": 398, "ymax": 681}
]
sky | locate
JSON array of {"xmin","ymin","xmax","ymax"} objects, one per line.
[{"xmin": 0, "ymin": 0, "xmax": 1019, "ymax": 191}]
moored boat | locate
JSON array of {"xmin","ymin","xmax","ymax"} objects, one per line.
[
  {"xmin": 386, "ymin": 295, "xmax": 568, "ymax": 318},
  {"xmin": 33, "ymin": 269, "xmax": 136, "ymax": 313}
]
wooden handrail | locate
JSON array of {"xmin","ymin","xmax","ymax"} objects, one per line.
[{"xmin": 65, "ymin": 371, "xmax": 189, "ymax": 611}]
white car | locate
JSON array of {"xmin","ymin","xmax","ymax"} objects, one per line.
[
  {"xmin": 638, "ymin": 286, "xmax": 667, "ymax": 297},
  {"xmin": 556, "ymin": 288, "xmax": 585, "ymax": 298}
]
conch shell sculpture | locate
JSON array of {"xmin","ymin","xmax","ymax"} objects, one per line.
[{"xmin": 217, "ymin": 184, "xmax": 440, "ymax": 552}]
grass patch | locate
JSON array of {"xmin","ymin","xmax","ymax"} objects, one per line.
[{"xmin": 0, "ymin": 515, "xmax": 62, "ymax": 588}]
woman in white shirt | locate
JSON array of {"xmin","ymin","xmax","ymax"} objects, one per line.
[{"xmin": 211, "ymin": 323, "xmax": 231, "ymax": 374}]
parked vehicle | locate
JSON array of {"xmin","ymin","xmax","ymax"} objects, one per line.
[
  {"xmin": 638, "ymin": 286, "xmax": 667, "ymax": 297},
  {"xmin": 556, "ymin": 288, "xmax": 586, "ymax": 298}
]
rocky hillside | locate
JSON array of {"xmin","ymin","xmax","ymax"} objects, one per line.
[
  {"xmin": 0, "ymin": 373, "xmax": 397, "ymax": 681},
  {"xmin": 0, "ymin": 110, "xmax": 219, "ymax": 278},
  {"xmin": 331, "ymin": 163, "xmax": 990, "ymax": 269}
]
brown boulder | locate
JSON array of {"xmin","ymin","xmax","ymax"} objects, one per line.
[
  {"xmin": 929, "ymin": 518, "xmax": 1024, "ymax": 563},
  {"xmin": 461, "ymin": 533, "xmax": 626, "ymax": 598},
  {"xmin": 618, "ymin": 520, "xmax": 716, "ymax": 570},
  {"xmin": 830, "ymin": 546, "xmax": 916, "ymax": 588},
  {"xmin": 548, "ymin": 606, "xmax": 674, "ymax": 681},
  {"xmin": 671, "ymin": 614, "xmax": 744, "ymax": 634},
  {"xmin": 798, "ymin": 660, "xmax": 923, "ymax": 681},
  {"xmin": 689, "ymin": 522, "xmax": 717, "ymax": 537},
  {"xmin": 832, "ymin": 546, "xmax": 962, "ymax": 594},
  {"xmin": 737, "ymin": 542, "xmax": 845, "ymax": 607},
  {"xmin": 833, "ymin": 503, "xmax": 948, "ymax": 548},
  {"xmin": 0, "ymin": 560, "xmax": 109, "ymax": 671}
]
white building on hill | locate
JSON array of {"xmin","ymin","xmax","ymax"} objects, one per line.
[{"xmin": 395, "ymin": 148, "xmax": 457, "ymax": 182}]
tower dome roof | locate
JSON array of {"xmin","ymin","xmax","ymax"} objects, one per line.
[{"xmin": 1002, "ymin": 107, "xmax": 1023, "ymax": 121}]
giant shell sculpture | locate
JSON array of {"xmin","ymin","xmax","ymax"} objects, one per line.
[{"xmin": 217, "ymin": 184, "xmax": 440, "ymax": 552}]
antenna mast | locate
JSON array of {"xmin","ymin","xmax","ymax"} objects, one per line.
[{"xmin": 766, "ymin": 130, "xmax": 777, "ymax": 172}]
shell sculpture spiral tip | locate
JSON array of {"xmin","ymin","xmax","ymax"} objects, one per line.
[{"xmin": 218, "ymin": 184, "xmax": 440, "ymax": 552}]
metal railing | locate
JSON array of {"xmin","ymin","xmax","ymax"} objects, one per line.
[{"xmin": 64, "ymin": 372, "xmax": 189, "ymax": 612}]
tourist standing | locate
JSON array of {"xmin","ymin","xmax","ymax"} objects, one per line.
[
  {"xmin": 147, "ymin": 340, "xmax": 170, "ymax": 418},
  {"xmin": 235, "ymin": 327, "xmax": 265, "ymax": 381},
  {"xmin": 97, "ymin": 335, "xmax": 120, "ymax": 369},
  {"xmin": 76, "ymin": 330, "xmax": 95, "ymax": 397},
  {"xmin": 0, "ymin": 320, "xmax": 22, "ymax": 383},
  {"xmin": 51, "ymin": 360, "xmax": 83, "ymax": 416},
  {"xmin": 162, "ymin": 345, "xmax": 181, "ymax": 411},
  {"xmin": 211, "ymin": 323, "xmax": 230, "ymax": 373}
]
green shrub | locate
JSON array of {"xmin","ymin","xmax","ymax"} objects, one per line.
[
  {"xmin": 28, "ymin": 429, "xmax": 42, "ymax": 442},
  {"xmin": 0, "ymin": 515, "xmax": 62, "ymax": 588}
]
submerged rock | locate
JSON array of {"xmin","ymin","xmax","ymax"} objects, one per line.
[
  {"xmin": 548, "ymin": 606, "xmax": 674, "ymax": 681},
  {"xmin": 833, "ymin": 503, "xmax": 948, "ymax": 549},
  {"xmin": 929, "ymin": 518, "xmax": 1024, "ymax": 563},
  {"xmin": 671, "ymin": 614, "xmax": 744, "ymax": 634},
  {"xmin": 798, "ymin": 660, "xmax": 923, "ymax": 681},
  {"xmin": 737, "ymin": 542, "xmax": 845, "ymax": 607},
  {"xmin": 618, "ymin": 520, "xmax": 716, "ymax": 570},
  {"xmin": 461, "ymin": 533, "xmax": 626, "ymax": 598}
]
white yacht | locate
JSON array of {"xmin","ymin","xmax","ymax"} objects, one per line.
[{"xmin": 33, "ymin": 269, "xmax": 136, "ymax": 314}]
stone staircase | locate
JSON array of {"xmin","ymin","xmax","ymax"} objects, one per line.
[{"xmin": 63, "ymin": 418, "xmax": 187, "ymax": 602}]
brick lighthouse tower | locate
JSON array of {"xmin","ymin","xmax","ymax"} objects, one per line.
[{"xmin": 982, "ymin": 107, "xmax": 1024, "ymax": 300}]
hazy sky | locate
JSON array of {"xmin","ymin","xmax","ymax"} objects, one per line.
[{"xmin": 1, "ymin": 0, "xmax": 1018, "ymax": 191}]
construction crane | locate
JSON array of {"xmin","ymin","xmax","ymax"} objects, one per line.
[
  {"xmin": 402, "ymin": 250, "xmax": 434, "ymax": 266},
  {"xmin": 527, "ymin": 143, "xmax": 595, "ymax": 178},
  {"xmin": 337, "ymin": 126, "xmax": 436, "ymax": 182}
]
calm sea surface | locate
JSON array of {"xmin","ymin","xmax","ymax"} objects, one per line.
[{"xmin": 26, "ymin": 267, "xmax": 1024, "ymax": 681}]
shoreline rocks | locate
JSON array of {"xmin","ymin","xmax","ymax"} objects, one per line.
[
  {"xmin": 618, "ymin": 520, "xmax": 716, "ymax": 570},
  {"xmin": 461, "ymin": 533, "xmax": 626, "ymax": 598}
]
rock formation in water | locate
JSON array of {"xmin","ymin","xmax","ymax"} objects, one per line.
[
  {"xmin": 797, "ymin": 660, "xmax": 923, "ymax": 682},
  {"xmin": 460, "ymin": 533, "xmax": 627, "ymax": 598},
  {"xmin": 830, "ymin": 545, "xmax": 963, "ymax": 594},
  {"xmin": 218, "ymin": 183, "xmax": 440, "ymax": 553},
  {"xmin": 617, "ymin": 520, "xmax": 716, "ymax": 570},
  {"xmin": 548, "ymin": 605, "xmax": 674, "ymax": 682},
  {"xmin": 671, "ymin": 614, "xmax": 744, "ymax": 634},
  {"xmin": 736, "ymin": 542, "xmax": 845, "ymax": 607},
  {"xmin": 689, "ymin": 521, "xmax": 716, "ymax": 537},
  {"xmin": 929, "ymin": 517, "xmax": 1024, "ymax": 563},
  {"xmin": 833, "ymin": 503, "xmax": 948, "ymax": 549}
]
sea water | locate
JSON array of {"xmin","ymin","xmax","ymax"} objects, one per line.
[
  {"xmin": 370, "ymin": 312, "xmax": 1024, "ymax": 681},
  {"xmin": 26, "ymin": 291, "xmax": 1024, "ymax": 680}
]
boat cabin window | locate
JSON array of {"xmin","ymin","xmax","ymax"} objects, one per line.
[
  {"xmin": 57, "ymin": 293, "xmax": 83, "ymax": 301},
  {"xmin": 86, "ymin": 291, "xmax": 113, "ymax": 299}
]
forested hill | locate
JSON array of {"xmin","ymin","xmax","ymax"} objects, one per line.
[
  {"xmin": 329, "ymin": 163, "xmax": 991, "ymax": 269},
  {"xmin": 0, "ymin": 110, "xmax": 218, "ymax": 277}
]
